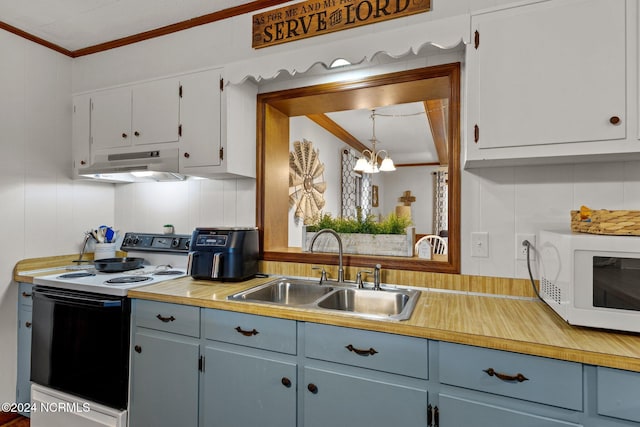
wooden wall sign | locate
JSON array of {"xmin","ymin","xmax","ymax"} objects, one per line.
[{"xmin": 252, "ymin": 0, "xmax": 431, "ymax": 49}]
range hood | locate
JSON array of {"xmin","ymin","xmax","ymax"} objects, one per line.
[{"xmin": 80, "ymin": 148, "xmax": 186, "ymax": 183}]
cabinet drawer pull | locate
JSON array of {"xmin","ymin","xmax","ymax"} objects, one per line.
[
  {"xmin": 25, "ymin": 321, "xmax": 32, "ymax": 328},
  {"xmin": 22, "ymin": 292, "xmax": 32, "ymax": 298},
  {"xmin": 156, "ymin": 314, "xmax": 176, "ymax": 323},
  {"xmin": 235, "ymin": 326, "xmax": 259, "ymax": 336},
  {"xmin": 184, "ymin": 152, "xmax": 190, "ymax": 158},
  {"xmin": 122, "ymin": 133, "xmax": 128, "ymax": 138},
  {"xmin": 134, "ymin": 131, "xmax": 140, "ymax": 136},
  {"xmin": 307, "ymin": 383, "xmax": 318, "ymax": 394},
  {"xmin": 610, "ymin": 116, "xmax": 621, "ymax": 125},
  {"xmin": 345, "ymin": 344, "xmax": 378, "ymax": 356},
  {"xmin": 134, "ymin": 345, "xmax": 142, "ymax": 353},
  {"xmin": 483, "ymin": 367, "xmax": 528, "ymax": 383},
  {"xmin": 281, "ymin": 377, "xmax": 292, "ymax": 388}
]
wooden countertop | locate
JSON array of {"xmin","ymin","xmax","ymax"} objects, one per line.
[{"xmin": 14, "ymin": 257, "xmax": 640, "ymax": 372}]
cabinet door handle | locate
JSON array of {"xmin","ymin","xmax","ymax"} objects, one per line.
[
  {"xmin": 22, "ymin": 292, "xmax": 32, "ymax": 298},
  {"xmin": 25, "ymin": 321, "xmax": 32, "ymax": 328},
  {"xmin": 474, "ymin": 124, "xmax": 479, "ymax": 143},
  {"xmin": 122, "ymin": 132, "xmax": 128, "ymax": 138},
  {"xmin": 483, "ymin": 367, "xmax": 528, "ymax": 382},
  {"xmin": 345, "ymin": 344, "xmax": 378, "ymax": 356},
  {"xmin": 235, "ymin": 326, "xmax": 259, "ymax": 336},
  {"xmin": 134, "ymin": 131, "xmax": 140, "ymax": 136},
  {"xmin": 184, "ymin": 152, "xmax": 190, "ymax": 158},
  {"xmin": 307, "ymin": 383, "xmax": 318, "ymax": 394},
  {"xmin": 610, "ymin": 116, "xmax": 621, "ymax": 125},
  {"xmin": 134, "ymin": 345, "xmax": 142, "ymax": 353},
  {"xmin": 281, "ymin": 377, "xmax": 292, "ymax": 388},
  {"xmin": 156, "ymin": 314, "xmax": 176, "ymax": 323}
]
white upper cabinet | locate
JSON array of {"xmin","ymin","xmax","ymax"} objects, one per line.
[
  {"xmin": 179, "ymin": 69, "xmax": 257, "ymax": 179},
  {"xmin": 73, "ymin": 68, "xmax": 257, "ymax": 180},
  {"xmin": 71, "ymin": 94, "xmax": 91, "ymax": 177},
  {"xmin": 466, "ymin": 0, "xmax": 636, "ymax": 167},
  {"xmin": 178, "ymin": 69, "xmax": 223, "ymax": 169},
  {"xmin": 90, "ymin": 78, "xmax": 180, "ymax": 151}
]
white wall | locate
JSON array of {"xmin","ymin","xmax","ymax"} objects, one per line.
[
  {"xmin": 378, "ymin": 166, "xmax": 436, "ymax": 235},
  {"xmin": 0, "ymin": 31, "xmax": 115, "ymax": 403},
  {"xmin": 461, "ymin": 161, "xmax": 640, "ymax": 279},
  {"xmin": 114, "ymin": 178, "xmax": 256, "ymax": 235},
  {"xmin": 288, "ymin": 117, "xmax": 343, "ymax": 248}
]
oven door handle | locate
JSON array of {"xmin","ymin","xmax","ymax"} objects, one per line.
[{"xmin": 33, "ymin": 289, "xmax": 123, "ymax": 308}]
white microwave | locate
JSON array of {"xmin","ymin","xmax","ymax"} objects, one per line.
[{"xmin": 539, "ymin": 229, "xmax": 640, "ymax": 333}]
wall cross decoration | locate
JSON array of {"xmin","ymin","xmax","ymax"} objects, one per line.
[{"xmin": 399, "ymin": 190, "xmax": 416, "ymax": 206}]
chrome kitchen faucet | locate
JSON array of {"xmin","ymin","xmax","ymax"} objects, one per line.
[{"xmin": 308, "ymin": 229, "xmax": 345, "ymax": 283}]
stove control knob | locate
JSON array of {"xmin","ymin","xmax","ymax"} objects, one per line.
[
  {"xmin": 184, "ymin": 240, "xmax": 191, "ymax": 250},
  {"xmin": 171, "ymin": 238, "xmax": 180, "ymax": 248},
  {"xmin": 123, "ymin": 237, "xmax": 131, "ymax": 246},
  {"xmin": 132, "ymin": 237, "xmax": 139, "ymax": 245}
]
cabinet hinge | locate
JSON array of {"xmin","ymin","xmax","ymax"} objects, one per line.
[
  {"xmin": 198, "ymin": 355, "xmax": 205, "ymax": 372},
  {"xmin": 179, "ymin": 85, "xmax": 183, "ymax": 98},
  {"xmin": 178, "ymin": 124, "xmax": 182, "ymax": 137},
  {"xmin": 219, "ymin": 147, "xmax": 224, "ymax": 161},
  {"xmin": 474, "ymin": 30, "xmax": 480, "ymax": 49},
  {"xmin": 474, "ymin": 124, "xmax": 479, "ymax": 143},
  {"xmin": 219, "ymin": 78, "xmax": 224, "ymax": 91}
]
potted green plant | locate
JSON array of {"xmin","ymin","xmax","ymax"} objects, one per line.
[{"xmin": 303, "ymin": 212, "xmax": 415, "ymax": 257}]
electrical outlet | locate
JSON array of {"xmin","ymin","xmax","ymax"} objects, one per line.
[
  {"xmin": 516, "ymin": 234, "xmax": 536, "ymax": 260},
  {"xmin": 471, "ymin": 232, "xmax": 489, "ymax": 257}
]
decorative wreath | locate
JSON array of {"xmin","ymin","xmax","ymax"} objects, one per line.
[{"xmin": 289, "ymin": 139, "xmax": 326, "ymax": 224}]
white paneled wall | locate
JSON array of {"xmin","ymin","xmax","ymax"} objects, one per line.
[
  {"xmin": 0, "ymin": 32, "xmax": 115, "ymax": 403},
  {"xmin": 114, "ymin": 178, "xmax": 256, "ymax": 236},
  {"xmin": 461, "ymin": 161, "xmax": 640, "ymax": 279},
  {"xmin": 288, "ymin": 116, "xmax": 343, "ymax": 248}
]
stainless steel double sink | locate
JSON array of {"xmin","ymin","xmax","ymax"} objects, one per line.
[{"xmin": 227, "ymin": 278, "xmax": 421, "ymax": 321}]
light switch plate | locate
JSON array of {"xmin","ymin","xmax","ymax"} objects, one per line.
[{"xmin": 471, "ymin": 232, "xmax": 489, "ymax": 257}]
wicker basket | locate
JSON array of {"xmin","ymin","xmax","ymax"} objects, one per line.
[{"xmin": 571, "ymin": 209, "xmax": 640, "ymax": 236}]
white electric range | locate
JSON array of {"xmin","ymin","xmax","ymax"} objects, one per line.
[
  {"xmin": 33, "ymin": 232, "xmax": 191, "ymax": 296},
  {"xmin": 30, "ymin": 232, "xmax": 192, "ymax": 427}
]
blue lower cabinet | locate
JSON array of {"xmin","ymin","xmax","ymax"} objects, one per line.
[
  {"xmin": 202, "ymin": 344, "xmax": 297, "ymax": 427},
  {"xmin": 129, "ymin": 329, "xmax": 200, "ymax": 427},
  {"xmin": 302, "ymin": 366, "xmax": 429, "ymax": 427},
  {"xmin": 438, "ymin": 394, "xmax": 582, "ymax": 427},
  {"xmin": 16, "ymin": 282, "xmax": 33, "ymax": 417},
  {"xmin": 597, "ymin": 367, "xmax": 640, "ymax": 424}
]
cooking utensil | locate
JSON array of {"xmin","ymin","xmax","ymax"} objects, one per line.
[{"xmin": 94, "ymin": 257, "xmax": 145, "ymax": 273}]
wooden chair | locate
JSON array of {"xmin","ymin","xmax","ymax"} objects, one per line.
[{"xmin": 415, "ymin": 235, "xmax": 448, "ymax": 257}]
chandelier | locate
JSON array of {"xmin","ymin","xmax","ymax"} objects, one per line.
[{"xmin": 353, "ymin": 110, "xmax": 396, "ymax": 174}]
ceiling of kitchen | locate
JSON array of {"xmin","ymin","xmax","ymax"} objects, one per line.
[
  {"xmin": 327, "ymin": 102, "xmax": 437, "ymax": 165},
  {"xmin": 0, "ymin": 0, "xmax": 441, "ymax": 164},
  {"xmin": 0, "ymin": 0, "xmax": 264, "ymax": 51}
]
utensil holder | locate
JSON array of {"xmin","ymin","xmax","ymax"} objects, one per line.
[{"xmin": 94, "ymin": 243, "xmax": 116, "ymax": 260}]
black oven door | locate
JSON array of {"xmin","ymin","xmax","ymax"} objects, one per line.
[{"xmin": 31, "ymin": 286, "xmax": 131, "ymax": 409}]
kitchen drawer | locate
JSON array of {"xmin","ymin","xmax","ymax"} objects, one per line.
[
  {"xmin": 134, "ymin": 299, "xmax": 200, "ymax": 337},
  {"xmin": 304, "ymin": 323, "xmax": 428, "ymax": 379},
  {"xmin": 19, "ymin": 283, "xmax": 33, "ymax": 307},
  {"xmin": 439, "ymin": 342, "xmax": 582, "ymax": 411},
  {"xmin": 597, "ymin": 367, "xmax": 640, "ymax": 422},
  {"xmin": 203, "ymin": 309, "xmax": 297, "ymax": 355}
]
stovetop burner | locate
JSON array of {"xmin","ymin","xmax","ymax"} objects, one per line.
[
  {"xmin": 153, "ymin": 270, "xmax": 184, "ymax": 276},
  {"xmin": 105, "ymin": 276, "xmax": 153, "ymax": 285},
  {"xmin": 58, "ymin": 272, "xmax": 96, "ymax": 279}
]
